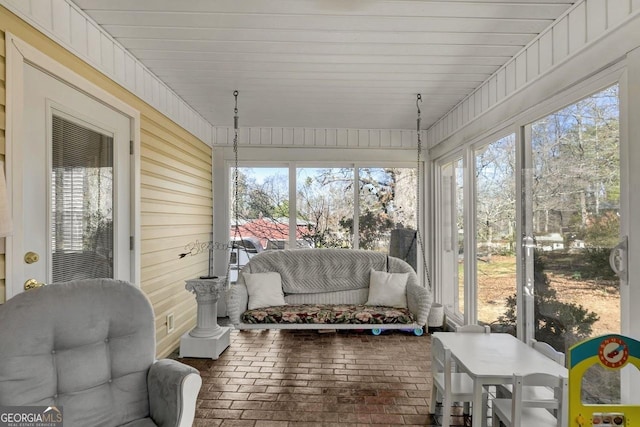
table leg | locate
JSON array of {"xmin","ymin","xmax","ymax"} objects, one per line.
[{"xmin": 472, "ymin": 381, "xmax": 484, "ymax": 427}]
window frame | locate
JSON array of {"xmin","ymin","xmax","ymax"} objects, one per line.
[
  {"xmin": 431, "ymin": 62, "xmax": 627, "ymax": 345},
  {"xmin": 212, "ymin": 147, "xmax": 427, "ymax": 286},
  {"xmin": 229, "ymin": 160, "xmax": 422, "ymax": 250}
]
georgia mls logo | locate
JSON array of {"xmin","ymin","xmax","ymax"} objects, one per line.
[
  {"xmin": 43, "ymin": 407, "xmax": 62, "ymax": 420},
  {"xmin": 0, "ymin": 405, "xmax": 63, "ymax": 427}
]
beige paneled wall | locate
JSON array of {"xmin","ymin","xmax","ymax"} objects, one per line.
[
  {"xmin": 0, "ymin": 30, "xmax": 6, "ymax": 304},
  {"xmin": 140, "ymin": 116, "xmax": 212, "ymax": 355},
  {"xmin": 0, "ymin": 8, "xmax": 212, "ymax": 357}
]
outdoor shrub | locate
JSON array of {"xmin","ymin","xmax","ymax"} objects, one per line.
[
  {"xmin": 581, "ymin": 247, "xmax": 618, "ymax": 280},
  {"xmin": 498, "ymin": 250, "xmax": 599, "ymax": 352}
]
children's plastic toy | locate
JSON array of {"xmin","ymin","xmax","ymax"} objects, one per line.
[{"xmin": 568, "ymin": 334, "xmax": 640, "ymax": 426}]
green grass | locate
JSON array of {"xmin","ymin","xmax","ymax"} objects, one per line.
[{"xmin": 475, "ymin": 256, "xmax": 517, "ymax": 277}]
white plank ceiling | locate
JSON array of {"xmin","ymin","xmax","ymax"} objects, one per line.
[{"xmin": 70, "ymin": 0, "xmax": 576, "ymax": 131}]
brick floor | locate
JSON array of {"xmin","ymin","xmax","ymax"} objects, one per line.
[{"xmin": 177, "ymin": 328, "xmax": 472, "ymax": 426}]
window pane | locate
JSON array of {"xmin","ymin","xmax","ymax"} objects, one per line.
[
  {"xmin": 530, "ymin": 85, "xmax": 620, "ymax": 402},
  {"xmin": 455, "ymin": 159, "xmax": 465, "ymax": 316},
  {"xmin": 230, "ymin": 167, "xmax": 291, "ymax": 251},
  {"xmin": 51, "ymin": 115, "xmax": 113, "ymax": 282},
  {"xmin": 475, "ymin": 135, "xmax": 516, "ymax": 328},
  {"xmin": 229, "ymin": 167, "xmax": 291, "ymax": 282},
  {"xmin": 438, "ymin": 159, "xmax": 465, "ymax": 320},
  {"xmin": 296, "ymin": 168, "xmax": 354, "ymax": 248},
  {"xmin": 358, "ymin": 167, "xmax": 417, "ymax": 257}
]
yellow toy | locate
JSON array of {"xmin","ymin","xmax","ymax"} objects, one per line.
[{"xmin": 568, "ymin": 334, "xmax": 640, "ymax": 426}]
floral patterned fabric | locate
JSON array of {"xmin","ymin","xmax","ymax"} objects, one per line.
[{"xmin": 241, "ymin": 304, "xmax": 415, "ymax": 325}]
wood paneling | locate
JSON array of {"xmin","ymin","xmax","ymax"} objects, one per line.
[
  {"xmin": 0, "ymin": 0, "xmax": 212, "ymax": 144},
  {"xmin": 214, "ymin": 126, "xmax": 420, "ymax": 149},
  {"xmin": 13, "ymin": 0, "xmax": 575, "ymax": 131},
  {"xmin": 0, "ymin": 9, "xmax": 212, "ymax": 357},
  {"xmin": 427, "ymin": 0, "xmax": 639, "ymax": 147},
  {"xmin": 75, "ymin": 0, "xmax": 573, "ymax": 18}
]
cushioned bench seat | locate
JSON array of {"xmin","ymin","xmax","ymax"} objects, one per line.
[
  {"xmin": 241, "ymin": 303, "xmax": 415, "ymax": 325},
  {"xmin": 229, "ymin": 248, "xmax": 433, "ymax": 334}
]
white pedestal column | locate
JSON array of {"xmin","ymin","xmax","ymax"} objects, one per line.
[{"xmin": 180, "ymin": 277, "xmax": 231, "ymax": 359}]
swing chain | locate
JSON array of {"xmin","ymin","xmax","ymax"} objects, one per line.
[
  {"xmin": 415, "ymin": 94, "xmax": 432, "ymax": 290},
  {"xmin": 226, "ymin": 90, "xmax": 241, "ymax": 285},
  {"xmin": 233, "ymin": 90, "xmax": 240, "ymax": 235}
]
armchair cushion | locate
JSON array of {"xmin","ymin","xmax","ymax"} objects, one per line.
[
  {"xmin": 0, "ymin": 279, "xmax": 201, "ymax": 427},
  {"xmin": 148, "ymin": 359, "xmax": 201, "ymax": 427}
]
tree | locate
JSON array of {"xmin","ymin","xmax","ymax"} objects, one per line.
[
  {"xmin": 243, "ymin": 173, "xmax": 288, "ymax": 219},
  {"xmin": 498, "ymin": 251, "xmax": 599, "ymax": 351},
  {"xmin": 339, "ymin": 209, "xmax": 393, "ymax": 250},
  {"xmin": 296, "ymin": 170, "xmax": 354, "ymax": 248},
  {"xmin": 235, "ymin": 166, "xmax": 418, "ymax": 250},
  {"xmin": 307, "ymin": 167, "xmax": 417, "ymax": 251},
  {"xmin": 531, "ymin": 86, "xmax": 619, "ymax": 238},
  {"xmin": 475, "ymin": 135, "xmax": 516, "ymax": 256}
]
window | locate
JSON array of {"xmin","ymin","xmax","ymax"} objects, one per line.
[
  {"xmin": 51, "ymin": 115, "xmax": 114, "ymax": 282},
  {"xmin": 475, "ymin": 135, "xmax": 516, "ymax": 327},
  {"xmin": 230, "ymin": 164, "xmax": 418, "ymax": 256},
  {"xmin": 436, "ymin": 86, "xmax": 621, "ymax": 339},
  {"xmin": 528, "ymin": 85, "xmax": 620, "ymax": 342},
  {"xmin": 297, "ymin": 167, "xmax": 354, "ymax": 248},
  {"xmin": 437, "ymin": 157, "xmax": 465, "ymax": 322},
  {"xmin": 358, "ymin": 168, "xmax": 417, "ymax": 256},
  {"xmin": 527, "ymin": 85, "xmax": 621, "ymax": 402},
  {"xmin": 230, "ymin": 167, "xmax": 290, "ymax": 252}
]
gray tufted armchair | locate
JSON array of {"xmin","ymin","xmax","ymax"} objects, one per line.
[{"xmin": 0, "ymin": 279, "xmax": 202, "ymax": 427}]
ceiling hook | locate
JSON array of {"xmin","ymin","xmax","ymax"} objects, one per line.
[{"xmin": 233, "ymin": 90, "xmax": 239, "ymax": 130}]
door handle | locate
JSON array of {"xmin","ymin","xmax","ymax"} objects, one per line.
[
  {"xmin": 522, "ymin": 235, "xmax": 536, "ymax": 256},
  {"xmin": 609, "ymin": 236, "xmax": 628, "ymax": 284},
  {"xmin": 24, "ymin": 278, "xmax": 46, "ymax": 291},
  {"xmin": 24, "ymin": 251, "xmax": 40, "ymax": 264}
]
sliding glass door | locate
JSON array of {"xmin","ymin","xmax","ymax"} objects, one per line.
[{"xmin": 523, "ymin": 85, "xmax": 622, "ymax": 402}]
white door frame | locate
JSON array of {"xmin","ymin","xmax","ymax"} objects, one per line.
[{"xmin": 5, "ymin": 33, "xmax": 141, "ymax": 298}]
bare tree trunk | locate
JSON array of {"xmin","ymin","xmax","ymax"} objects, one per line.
[
  {"xmin": 580, "ymin": 190, "xmax": 587, "ymax": 227},
  {"xmin": 545, "ymin": 209, "xmax": 549, "ymax": 233}
]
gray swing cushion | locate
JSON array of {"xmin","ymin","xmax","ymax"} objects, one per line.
[{"xmin": 228, "ymin": 249, "xmax": 432, "ymax": 329}]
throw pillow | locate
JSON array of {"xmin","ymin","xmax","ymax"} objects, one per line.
[
  {"xmin": 365, "ymin": 269, "xmax": 409, "ymax": 308},
  {"xmin": 243, "ymin": 272, "xmax": 286, "ymax": 310}
]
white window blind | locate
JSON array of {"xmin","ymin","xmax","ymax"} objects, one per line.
[{"xmin": 51, "ymin": 115, "xmax": 114, "ymax": 282}]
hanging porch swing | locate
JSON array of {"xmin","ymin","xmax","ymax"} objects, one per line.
[{"xmin": 226, "ymin": 91, "xmax": 434, "ymax": 334}]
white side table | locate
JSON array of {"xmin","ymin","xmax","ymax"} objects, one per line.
[{"xmin": 179, "ymin": 277, "xmax": 231, "ymax": 359}]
